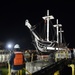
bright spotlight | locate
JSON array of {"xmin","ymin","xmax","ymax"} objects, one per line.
[
  {"xmin": 6, "ymin": 42, "xmax": 14, "ymax": 50},
  {"xmin": 8, "ymin": 44, "xmax": 12, "ymax": 49}
]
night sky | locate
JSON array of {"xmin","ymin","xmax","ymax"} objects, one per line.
[{"xmin": 0, "ymin": 1, "xmax": 75, "ymax": 49}]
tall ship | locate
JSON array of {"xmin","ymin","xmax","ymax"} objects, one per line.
[{"xmin": 25, "ymin": 10, "xmax": 72, "ymax": 63}]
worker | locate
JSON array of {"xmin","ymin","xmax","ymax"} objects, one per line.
[{"xmin": 9, "ymin": 44, "xmax": 25, "ymax": 75}]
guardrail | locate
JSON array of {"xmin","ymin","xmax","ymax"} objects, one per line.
[
  {"xmin": 0, "ymin": 58, "xmax": 74, "ymax": 75},
  {"xmin": 32, "ymin": 59, "xmax": 73, "ymax": 75},
  {"xmin": 8, "ymin": 61, "xmax": 32, "ymax": 75}
]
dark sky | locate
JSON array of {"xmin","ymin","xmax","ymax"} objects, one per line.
[{"xmin": 0, "ymin": 1, "xmax": 75, "ymax": 49}]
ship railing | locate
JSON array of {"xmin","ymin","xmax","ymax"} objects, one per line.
[
  {"xmin": 32, "ymin": 59, "xmax": 74, "ymax": 75},
  {"xmin": 8, "ymin": 61, "xmax": 32, "ymax": 75}
]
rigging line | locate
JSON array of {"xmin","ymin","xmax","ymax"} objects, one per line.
[
  {"xmin": 33, "ymin": 20, "xmax": 45, "ymax": 40},
  {"xmin": 32, "ymin": 20, "xmax": 44, "ymax": 29},
  {"xmin": 62, "ymin": 33, "xmax": 66, "ymax": 44},
  {"xmin": 43, "ymin": 20, "xmax": 47, "ymax": 40},
  {"xmin": 30, "ymin": 29, "xmax": 43, "ymax": 40},
  {"xmin": 49, "ymin": 20, "xmax": 57, "ymax": 41},
  {"xmin": 49, "ymin": 23, "xmax": 54, "ymax": 40},
  {"xmin": 40, "ymin": 19, "xmax": 47, "ymax": 40}
]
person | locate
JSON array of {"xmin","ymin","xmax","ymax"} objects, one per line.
[{"xmin": 9, "ymin": 44, "xmax": 25, "ymax": 75}]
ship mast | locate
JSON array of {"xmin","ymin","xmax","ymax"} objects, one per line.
[
  {"xmin": 53, "ymin": 19, "xmax": 63, "ymax": 44},
  {"xmin": 47, "ymin": 10, "xmax": 49, "ymax": 41},
  {"xmin": 59, "ymin": 27, "xmax": 64, "ymax": 44},
  {"xmin": 42, "ymin": 10, "xmax": 54, "ymax": 41}
]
